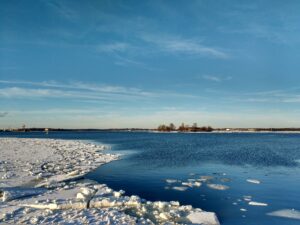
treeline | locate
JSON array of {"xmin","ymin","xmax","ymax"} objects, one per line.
[{"xmin": 157, "ymin": 123, "xmax": 213, "ymax": 132}]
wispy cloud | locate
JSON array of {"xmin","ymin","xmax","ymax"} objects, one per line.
[
  {"xmin": 201, "ymin": 74, "xmax": 232, "ymax": 82},
  {"xmin": 0, "ymin": 80, "xmax": 149, "ymax": 96},
  {"xmin": 217, "ymin": 87, "xmax": 300, "ymax": 104},
  {"xmin": 0, "ymin": 87, "xmax": 82, "ymax": 99},
  {"xmin": 140, "ymin": 34, "xmax": 229, "ymax": 59},
  {"xmin": 241, "ymin": 87, "xmax": 300, "ymax": 103},
  {"xmin": 217, "ymin": 2, "xmax": 300, "ymax": 45},
  {"xmin": 97, "ymin": 42, "xmax": 131, "ymax": 53},
  {"xmin": 96, "ymin": 42, "xmax": 155, "ymax": 69},
  {"xmin": 219, "ymin": 23, "xmax": 289, "ymax": 44},
  {"xmin": 0, "ymin": 86, "xmax": 150, "ymax": 102},
  {"xmin": 0, "ymin": 80, "xmax": 195, "ymax": 101},
  {"xmin": 113, "ymin": 55, "xmax": 148, "ymax": 68},
  {"xmin": 8, "ymin": 108, "xmax": 113, "ymax": 116},
  {"xmin": 42, "ymin": 0, "xmax": 78, "ymax": 22}
]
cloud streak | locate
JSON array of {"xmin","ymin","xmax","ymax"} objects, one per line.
[
  {"xmin": 0, "ymin": 80, "xmax": 196, "ymax": 101},
  {"xmin": 141, "ymin": 35, "xmax": 229, "ymax": 58},
  {"xmin": 201, "ymin": 75, "xmax": 232, "ymax": 82},
  {"xmin": 0, "ymin": 80, "xmax": 152, "ymax": 96},
  {"xmin": 42, "ymin": 0, "xmax": 78, "ymax": 22},
  {"xmin": 97, "ymin": 42, "xmax": 131, "ymax": 53},
  {"xmin": 0, "ymin": 86, "xmax": 151, "ymax": 103},
  {"xmin": 95, "ymin": 34, "xmax": 230, "ymax": 60}
]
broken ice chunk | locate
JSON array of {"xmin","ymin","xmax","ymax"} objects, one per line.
[
  {"xmin": 186, "ymin": 211, "xmax": 220, "ymax": 225},
  {"xmin": 113, "ymin": 190, "xmax": 125, "ymax": 198},
  {"xmin": 182, "ymin": 182, "xmax": 194, "ymax": 187},
  {"xmin": 172, "ymin": 186, "xmax": 188, "ymax": 191},
  {"xmin": 248, "ymin": 201, "xmax": 268, "ymax": 206},
  {"xmin": 1, "ymin": 187, "xmax": 46, "ymax": 202},
  {"xmin": 207, "ymin": 184, "xmax": 229, "ymax": 191},
  {"xmin": 243, "ymin": 195, "xmax": 252, "ymax": 201},
  {"xmin": 246, "ymin": 179, "xmax": 261, "ymax": 184},
  {"xmin": 66, "ymin": 170, "xmax": 80, "ymax": 177},
  {"xmin": 194, "ymin": 181, "xmax": 202, "ymax": 187},
  {"xmin": 165, "ymin": 179, "xmax": 179, "ymax": 184},
  {"xmin": 198, "ymin": 176, "xmax": 214, "ymax": 182}
]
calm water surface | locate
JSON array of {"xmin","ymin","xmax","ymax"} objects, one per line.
[{"xmin": 1, "ymin": 131, "xmax": 300, "ymax": 225}]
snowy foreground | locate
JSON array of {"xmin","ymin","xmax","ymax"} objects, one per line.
[{"xmin": 0, "ymin": 138, "xmax": 220, "ymax": 225}]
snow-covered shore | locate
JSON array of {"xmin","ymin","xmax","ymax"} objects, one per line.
[{"xmin": 0, "ymin": 138, "xmax": 219, "ymax": 225}]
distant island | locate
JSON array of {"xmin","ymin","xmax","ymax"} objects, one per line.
[{"xmin": 157, "ymin": 123, "xmax": 300, "ymax": 132}]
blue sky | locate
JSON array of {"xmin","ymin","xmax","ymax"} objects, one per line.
[{"xmin": 1, "ymin": 0, "xmax": 300, "ymax": 128}]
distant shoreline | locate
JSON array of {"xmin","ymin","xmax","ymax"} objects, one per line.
[
  {"xmin": 2, "ymin": 127, "xmax": 300, "ymax": 133},
  {"xmin": 1, "ymin": 128, "xmax": 300, "ymax": 133}
]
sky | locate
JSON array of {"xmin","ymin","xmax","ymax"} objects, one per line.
[{"xmin": 1, "ymin": 0, "xmax": 300, "ymax": 129}]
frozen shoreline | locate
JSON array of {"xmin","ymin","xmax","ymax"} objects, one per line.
[{"xmin": 0, "ymin": 138, "xmax": 219, "ymax": 225}]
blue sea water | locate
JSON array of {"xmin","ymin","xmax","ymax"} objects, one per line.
[{"xmin": 1, "ymin": 131, "xmax": 300, "ymax": 225}]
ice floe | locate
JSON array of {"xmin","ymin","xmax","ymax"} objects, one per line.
[
  {"xmin": 199, "ymin": 176, "xmax": 214, "ymax": 182},
  {"xmin": 267, "ymin": 209, "xmax": 300, "ymax": 220},
  {"xmin": 172, "ymin": 186, "xmax": 189, "ymax": 192},
  {"xmin": 243, "ymin": 195, "xmax": 252, "ymax": 201},
  {"xmin": 165, "ymin": 179, "xmax": 180, "ymax": 184},
  {"xmin": 165, "ymin": 176, "xmax": 204, "ymax": 192},
  {"xmin": 207, "ymin": 184, "xmax": 229, "ymax": 191},
  {"xmin": 182, "ymin": 181, "xmax": 202, "ymax": 188},
  {"xmin": 248, "ymin": 201, "xmax": 268, "ymax": 206},
  {"xmin": 246, "ymin": 179, "xmax": 261, "ymax": 184}
]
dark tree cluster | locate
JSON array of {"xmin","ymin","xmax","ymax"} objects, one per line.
[
  {"xmin": 157, "ymin": 123, "xmax": 176, "ymax": 132},
  {"xmin": 157, "ymin": 123, "xmax": 213, "ymax": 132}
]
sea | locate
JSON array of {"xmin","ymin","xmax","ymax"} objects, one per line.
[{"xmin": 1, "ymin": 131, "xmax": 300, "ymax": 225}]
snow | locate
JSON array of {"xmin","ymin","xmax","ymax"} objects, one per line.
[
  {"xmin": 0, "ymin": 138, "xmax": 220, "ymax": 225},
  {"xmin": 0, "ymin": 138, "xmax": 118, "ymax": 189}
]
